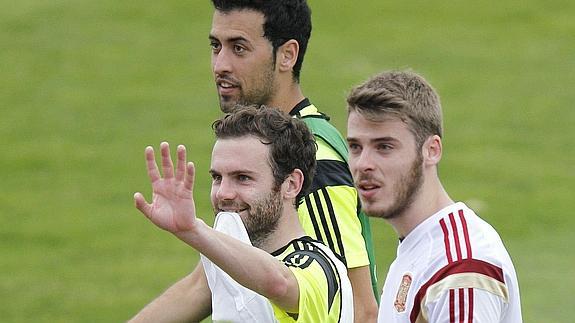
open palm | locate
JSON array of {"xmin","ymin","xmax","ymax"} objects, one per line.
[{"xmin": 134, "ymin": 142, "xmax": 197, "ymax": 234}]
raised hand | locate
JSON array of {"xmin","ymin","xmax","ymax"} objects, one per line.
[{"xmin": 134, "ymin": 142, "xmax": 197, "ymax": 234}]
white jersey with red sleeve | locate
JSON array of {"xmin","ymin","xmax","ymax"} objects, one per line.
[{"xmin": 377, "ymin": 202, "xmax": 522, "ymax": 323}]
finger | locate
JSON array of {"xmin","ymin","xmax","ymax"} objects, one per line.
[
  {"xmin": 184, "ymin": 162, "xmax": 195, "ymax": 191},
  {"xmin": 161, "ymin": 142, "xmax": 174, "ymax": 179},
  {"xmin": 134, "ymin": 192, "xmax": 153, "ymax": 219},
  {"xmin": 145, "ymin": 146, "xmax": 161, "ymax": 183},
  {"xmin": 175, "ymin": 145, "xmax": 187, "ymax": 182}
]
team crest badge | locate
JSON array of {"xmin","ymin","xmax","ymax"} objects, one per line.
[{"xmin": 394, "ymin": 273, "xmax": 412, "ymax": 313}]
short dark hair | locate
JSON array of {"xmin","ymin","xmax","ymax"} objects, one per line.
[
  {"xmin": 211, "ymin": 0, "xmax": 312, "ymax": 82},
  {"xmin": 212, "ymin": 105, "xmax": 317, "ymax": 206},
  {"xmin": 347, "ymin": 70, "xmax": 443, "ymax": 149}
]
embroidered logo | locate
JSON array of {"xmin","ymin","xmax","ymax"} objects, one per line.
[{"xmin": 394, "ymin": 273, "xmax": 412, "ymax": 313}]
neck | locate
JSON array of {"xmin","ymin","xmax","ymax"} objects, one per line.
[
  {"xmin": 260, "ymin": 208, "xmax": 305, "ymax": 253},
  {"xmin": 268, "ymin": 79, "xmax": 305, "ymax": 114},
  {"xmin": 388, "ymin": 175, "xmax": 454, "ymax": 239}
]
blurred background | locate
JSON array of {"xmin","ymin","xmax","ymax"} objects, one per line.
[{"xmin": 1, "ymin": 0, "xmax": 573, "ymax": 321}]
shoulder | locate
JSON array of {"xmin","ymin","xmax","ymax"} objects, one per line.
[
  {"xmin": 278, "ymin": 238, "xmax": 342, "ymax": 273},
  {"xmin": 408, "ymin": 204, "xmax": 520, "ymax": 321},
  {"xmin": 275, "ymin": 237, "xmax": 350, "ymax": 313},
  {"xmin": 275, "ymin": 238, "xmax": 346, "ymax": 290},
  {"xmin": 436, "ymin": 204, "xmax": 512, "ymax": 265},
  {"xmin": 296, "ymin": 103, "xmax": 349, "ymax": 162},
  {"xmin": 419, "ymin": 203, "xmax": 509, "ymax": 264}
]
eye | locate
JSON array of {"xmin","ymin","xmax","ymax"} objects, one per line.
[
  {"xmin": 376, "ymin": 143, "xmax": 393, "ymax": 151},
  {"xmin": 210, "ymin": 41, "xmax": 221, "ymax": 53},
  {"xmin": 211, "ymin": 173, "xmax": 222, "ymax": 183},
  {"xmin": 233, "ymin": 44, "xmax": 246, "ymax": 54},
  {"xmin": 238, "ymin": 174, "xmax": 250, "ymax": 182},
  {"xmin": 348, "ymin": 143, "xmax": 361, "ymax": 154}
]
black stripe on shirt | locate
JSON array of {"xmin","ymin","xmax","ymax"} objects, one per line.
[
  {"xmin": 321, "ymin": 187, "xmax": 346, "ymax": 265},
  {"xmin": 313, "ymin": 190, "xmax": 337, "ymax": 257},
  {"xmin": 305, "ymin": 195, "xmax": 324, "ymax": 243},
  {"xmin": 303, "ymin": 187, "xmax": 347, "ymax": 265}
]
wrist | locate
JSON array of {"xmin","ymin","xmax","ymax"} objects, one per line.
[{"xmin": 174, "ymin": 218, "xmax": 207, "ymax": 247}]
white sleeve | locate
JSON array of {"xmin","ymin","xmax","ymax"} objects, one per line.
[
  {"xmin": 202, "ymin": 212, "xmax": 277, "ymax": 323},
  {"xmin": 426, "ymin": 288, "xmax": 506, "ymax": 323}
]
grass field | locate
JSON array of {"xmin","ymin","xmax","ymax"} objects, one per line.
[{"xmin": 1, "ymin": 0, "xmax": 574, "ymax": 322}]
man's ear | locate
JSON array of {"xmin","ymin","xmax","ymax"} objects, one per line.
[
  {"xmin": 282, "ymin": 168, "xmax": 304, "ymax": 200},
  {"xmin": 423, "ymin": 135, "xmax": 443, "ymax": 166},
  {"xmin": 276, "ymin": 39, "xmax": 299, "ymax": 73}
]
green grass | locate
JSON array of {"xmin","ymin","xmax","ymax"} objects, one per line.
[{"xmin": 1, "ymin": 0, "xmax": 573, "ymax": 322}]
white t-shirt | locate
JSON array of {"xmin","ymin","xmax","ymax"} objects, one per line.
[
  {"xmin": 378, "ymin": 202, "xmax": 522, "ymax": 323},
  {"xmin": 201, "ymin": 212, "xmax": 277, "ymax": 323}
]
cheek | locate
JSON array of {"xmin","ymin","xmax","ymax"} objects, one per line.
[
  {"xmin": 383, "ymin": 156, "xmax": 406, "ymax": 172},
  {"xmin": 348, "ymin": 157, "xmax": 358, "ymax": 173},
  {"xmin": 243, "ymin": 191, "xmax": 259, "ymax": 206},
  {"xmin": 387, "ymin": 164, "xmax": 410, "ymax": 184},
  {"xmin": 209, "ymin": 186, "xmax": 217, "ymax": 203}
]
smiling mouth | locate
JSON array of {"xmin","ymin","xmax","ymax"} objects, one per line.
[
  {"xmin": 216, "ymin": 76, "xmax": 240, "ymax": 89},
  {"xmin": 218, "ymin": 81, "xmax": 236, "ymax": 89},
  {"xmin": 218, "ymin": 208, "xmax": 248, "ymax": 214}
]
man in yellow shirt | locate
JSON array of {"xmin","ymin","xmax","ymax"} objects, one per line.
[{"xmin": 133, "ymin": 107, "xmax": 353, "ymax": 322}]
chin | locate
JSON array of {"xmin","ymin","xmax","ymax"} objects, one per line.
[
  {"xmin": 220, "ymin": 103, "xmax": 235, "ymax": 113},
  {"xmin": 362, "ymin": 203, "xmax": 393, "ymax": 219},
  {"xmin": 219, "ymin": 98, "xmax": 238, "ymax": 112},
  {"xmin": 361, "ymin": 204, "xmax": 382, "ymax": 218}
]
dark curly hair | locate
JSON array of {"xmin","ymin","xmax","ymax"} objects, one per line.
[{"xmin": 212, "ymin": 105, "xmax": 317, "ymax": 206}]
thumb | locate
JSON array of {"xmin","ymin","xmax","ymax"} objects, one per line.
[{"xmin": 134, "ymin": 192, "xmax": 153, "ymax": 219}]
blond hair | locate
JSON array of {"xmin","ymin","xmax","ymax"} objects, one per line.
[{"xmin": 347, "ymin": 70, "xmax": 443, "ymax": 148}]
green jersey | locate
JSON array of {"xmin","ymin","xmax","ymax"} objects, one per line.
[{"xmin": 290, "ymin": 98, "xmax": 378, "ymax": 298}]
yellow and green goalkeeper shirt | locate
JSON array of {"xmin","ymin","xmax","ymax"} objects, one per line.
[
  {"xmin": 290, "ymin": 98, "xmax": 378, "ymax": 298},
  {"xmin": 270, "ymin": 236, "xmax": 353, "ymax": 322}
]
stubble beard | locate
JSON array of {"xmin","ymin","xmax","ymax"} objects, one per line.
[
  {"xmin": 373, "ymin": 153, "xmax": 424, "ymax": 220},
  {"xmin": 243, "ymin": 189, "xmax": 284, "ymax": 249},
  {"xmin": 218, "ymin": 60, "xmax": 277, "ymax": 113}
]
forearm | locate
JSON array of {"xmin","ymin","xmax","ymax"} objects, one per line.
[
  {"xmin": 176, "ymin": 220, "xmax": 299, "ymax": 311},
  {"xmin": 348, "ymin": 266, "xmax": 378, "ymax": 323},
  {"xmin": 128, "ymin": 265, "xmax": 211, "ymax": 323}
]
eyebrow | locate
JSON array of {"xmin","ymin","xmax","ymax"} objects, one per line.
[
  {"xmin": 372, "ymin": 137, "xmax": 397, "ymax": 142},
  {"xmin": 209, "ymin": 34, "xmax": 249, "ymax": 44},
  {"xmin": 209, "ymin": 169, "xmax": 258, "ymax": 176},
  {"xmin": 347, "ymin": 136, "xmax": 398, "ymax": 143}
]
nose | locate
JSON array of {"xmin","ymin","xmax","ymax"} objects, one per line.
[
  {"xmin": 351, "ymin": 149, "xmax": 375, "ymax": 174},
  {"xmin": 212, "ymin": 48, "xmax": 232, "ymax": 76},
  {"xmin": 214, "ymin": 177, "xmax": 236, "ymax": 201}
]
